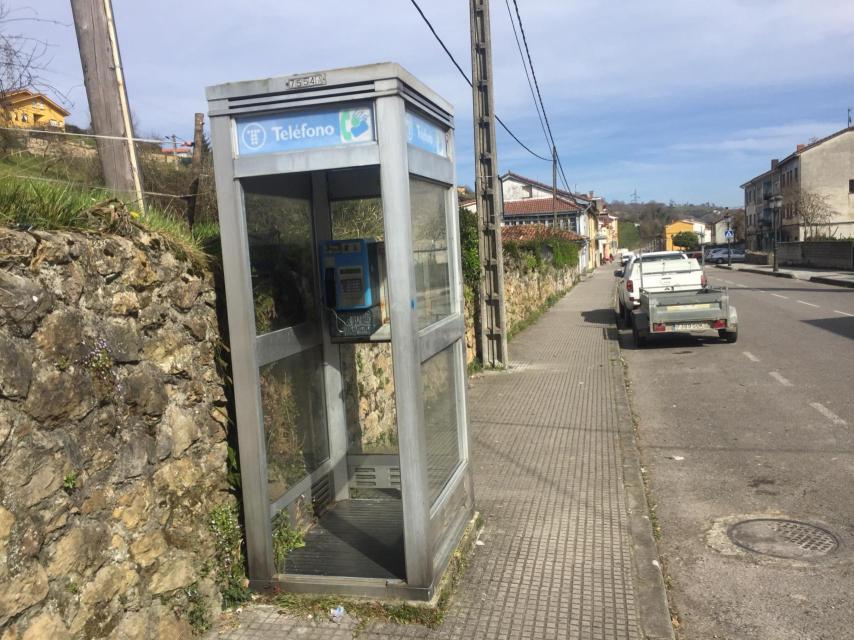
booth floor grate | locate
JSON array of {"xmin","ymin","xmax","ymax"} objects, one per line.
[{"xmin": 284, "ymin": 499, "xmax": 405, "ymax": 580}]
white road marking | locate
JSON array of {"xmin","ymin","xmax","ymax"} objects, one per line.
[
  {"xmin": 771, "ymin": 293, "xmax": 789, "ymax": 299},
  {"xmin": 834, "ymin": 310, "xmax": 854, "ymax": 317},
  {"xmin": 742, "ymin": 351, "xmax": 760, "ymax": 362},
  {"xmin": 733, "ymin": 284, "xmax": 747, "ymax": 288},
  {"xmin": 797, "ymin": 300, "xmax": 819, "ymax": 308},
  {"xmin": 810, "ymin": 402, "xmax": 847, "ymax": 426},
  {"xmin": 769, "ymin": 371, "xmax": 793, "ymax": 387}
]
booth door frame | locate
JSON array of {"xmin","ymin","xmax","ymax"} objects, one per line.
[
  {"xmin": 376, "ymin": 95, "xmax": 473, "ymax": 593},
  {"xmin": 210, "ymin": 111, "xmax": 381, "ymax": 582}
]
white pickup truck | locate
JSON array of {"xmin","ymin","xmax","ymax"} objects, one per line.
[
  {"xmin": 614, "ymin": 251, "xmax": 706, "ymax": 326},
  {"xmin": 614, "ymin": 251, "xmax": 738, "ymax": 345}
]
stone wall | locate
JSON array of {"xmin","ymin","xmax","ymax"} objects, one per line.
[
  {"xmin": 0, "ymin": 228, "xmax": 231, "ymax": 639},
  {"xmin": 463, "ymin": 256, "xmax": 580, "ymax": 364},
  {"xmin": 746, "ymin": 251, "xmax": 771, "ymax": 265},
  {"xmin": 503, "ymin": 260, "xmax": 579, "ymax": 335},
  {"xmin": 777, "ymin": 241, "xmax": 854, "ymax": 270},
  {"xmin": 341, "ymin": 343, "xmax": 397, "ymax": 452}
]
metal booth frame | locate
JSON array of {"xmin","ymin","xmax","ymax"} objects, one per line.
[{"xmin": 207, "ymin": 63, "xmax": 475, "ymax": 600}]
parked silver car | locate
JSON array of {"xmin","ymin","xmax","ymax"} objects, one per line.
[{"xmin": 706, "ymin": 248, "xmax": 746, "ymax": 264}]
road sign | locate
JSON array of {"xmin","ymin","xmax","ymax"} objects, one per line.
[{"xmin": 725, "ymin": 228, "xmax": 735, "ymax": 240}]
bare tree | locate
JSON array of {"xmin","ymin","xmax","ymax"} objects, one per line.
[{"xmin": 784, "ymin": 185, "xmax": 838, "ymax": 239}]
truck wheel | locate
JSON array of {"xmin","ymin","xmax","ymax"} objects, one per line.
[
  {"xmin": 632, "ymin": 323, "xmax": 646, "ymax": 347},
  {"xmin": 718, "ymin": 329, "xmax": 738, "ymax": 343},
  {"xmin": 617, "ymin": 301, "xmax": 626, "ymax": 326},
  {"xmin": 624, "ymin": 306, "xmax": 633, "ymax": 328}
]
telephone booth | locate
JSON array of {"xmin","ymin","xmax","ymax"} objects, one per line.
[{"xmin": 207, "ymin": 63, "xmax": 475, "ymax": 600}]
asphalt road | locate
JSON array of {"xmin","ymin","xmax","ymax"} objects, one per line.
[{"xmin": 618, "ymin": 268, "xmax": 854, "ymax": 640}]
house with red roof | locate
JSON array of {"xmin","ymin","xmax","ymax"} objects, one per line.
[{"xmin": 500, "ymin": 171, "xmax": 607, "ymax": 271}]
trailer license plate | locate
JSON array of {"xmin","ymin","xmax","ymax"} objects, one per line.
[
  {"xmin": 673, "ymin": 322, "xmax": 710, "ymax": 331},
  {"xmin": 666, "ymin": 303, "xmax": 714, "ymax": 311}
]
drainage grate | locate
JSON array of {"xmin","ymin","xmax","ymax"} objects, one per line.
[{"xmin": 728, "ymin": 518, "xmax": 838, "ymax": 559}]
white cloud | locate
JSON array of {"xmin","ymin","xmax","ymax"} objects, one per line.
[
  {"xmin": 11, "ymin": 0, "xmax": 854, "ymax": 202},
  {"xmin": 668, "ymin": 121, "xmax": 843, "ymax": 154}
]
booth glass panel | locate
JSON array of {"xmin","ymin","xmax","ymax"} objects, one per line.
[
  {"xmin": 330, "ymin": 195, "xmax": 399, "ymax": 455},
  {"xmin": 422, "ymin": 342, "xmax": 462, "ymax": 503},
  {"xmin": 331, "ymin": 197, "xmax": 384, "ymax": 239},
  {"xmin": 260, "ymin": 346, "xmax": 329, "ymax": 504},
  {"xmin": 243, "ymin": 174, "xmax": 316, "ymax": 335},
  {"xmin": 410, "ymin": 177, "xmax": 451, "ymax": 330}
]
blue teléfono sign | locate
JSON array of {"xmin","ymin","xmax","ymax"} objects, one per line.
[
  {"xmin": 235, "ymin": 105, "xmax": 374, "ymax": 156},
  {"xmin": 406, "ymin": 111, "xmax": 448, "ymax": 157}
]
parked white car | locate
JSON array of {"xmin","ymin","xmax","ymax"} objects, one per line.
[{"xmin": 615, "ymin": 251, "xmax": 707, "ymax": 326}]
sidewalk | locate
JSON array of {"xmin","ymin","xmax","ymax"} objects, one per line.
[
  {"xmin": 207, "ymin": 268, "xmax": 671, "ymax": 640},
  {"xmin": 716, "ymin": 263, "xmax": 854, "ymax": 288}
]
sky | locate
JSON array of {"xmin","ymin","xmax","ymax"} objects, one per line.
[{"xmin": 15, "ymin": 0, "xmax": 854, "ymax": 207}]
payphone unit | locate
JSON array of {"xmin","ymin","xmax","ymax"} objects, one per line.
[{"xmin": 321, "ymin": 239, "xmax": 385, "ymax": 339}]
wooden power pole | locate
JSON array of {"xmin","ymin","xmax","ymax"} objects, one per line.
[
  {"xmin": 185, "ymin": 112, "xmax": 205, "ymax": 228},
  {"xmin": 70, "ymin": 0, "xmax": 144, "ymax": 206},
  {"xmin": 469, "ymin": 0, "xmax": 508, "ymax": 368}
]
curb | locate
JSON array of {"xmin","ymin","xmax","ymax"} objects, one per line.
[
  {"xmin": 714, "ymin": 265, "xmax": 794, "ymax": 278},
  {"xmin": 809, "ymin": 276, "xmax": 854, "ymax": 289},
  {"xmin": 607, "ymin": 334, "xmax": 675, "ymax": 640},
  {"xmin": 714, "ymin": 265, "xmax": 854, "ymax": 288}
]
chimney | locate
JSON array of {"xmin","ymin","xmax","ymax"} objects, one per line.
[
  {"xmin": 771, "ymin": 159, "xmax": 779, "ymax": 170},
  {"xmin": 796, "ymin": 144, "xmax": 805, "ymax": 152},
  {"xmin": 588, "ymin": 190, "xmax": 594, "ymax": 198}
]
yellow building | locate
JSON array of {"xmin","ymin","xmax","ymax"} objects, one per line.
[
  {"xmin": 664, "ymin": 219, "xmax": 709, "ymax": 251},
  {"xmin": 2, "ymin": 89, "xmax": 69, "ymax": 130}
]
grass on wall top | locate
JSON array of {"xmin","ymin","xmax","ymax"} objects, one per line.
[{"xmin": 0, "ymin": 176, "xmax": 219, "ymax": 268}]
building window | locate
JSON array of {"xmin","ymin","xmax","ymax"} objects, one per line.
[
  {"xmin": 849, "ymin": 179, "xmax": 854, "ymax": 194},
  {"xmin": 20, "ymin": 113, "xmax": 27, "ymax": 123}
]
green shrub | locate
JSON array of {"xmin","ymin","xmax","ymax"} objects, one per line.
[
  {"xmin": 458, "ymin": 206, "xmax": 480, "ymax": 291},
  {"xmin": 271, "ymin": 510, "xmax": 305, "ymax": 572},
  {"xmin": 208, "ymin": 503, "xmax": 250, "ymax": 608}
]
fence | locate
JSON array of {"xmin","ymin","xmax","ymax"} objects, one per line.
[{"xmin": 0, "ymin": 125, "xmax": 219, "ymax": 228}]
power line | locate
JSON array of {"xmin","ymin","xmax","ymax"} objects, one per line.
[
  {"xmin": 407, "ymin": 0, "xmax": 551, "ymax": 162},
  {"xmin": 503, "ymin": 0, "xmax": 550, "ymax": 155},
  {"xmin": 509, "ymin": 0, "xmax": 572, "ymax": 191}
]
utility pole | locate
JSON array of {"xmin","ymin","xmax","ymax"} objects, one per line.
[
  {"xmin": 186, "ymin": 112, "xmax": 205, "ymax": 228},
  {"xmin": 168, "ymin": 134, "xmax": 179, "ymax": 163},
  {"xmin": 551, "ymin": 145, "xmax": 557, "ymax": 228},
  {"xmin": 848, "ymin": 107, "xmax": 852, "ymax": 127},
  {"xmin": 70, "ymin": 0, "xmax": 144, "ymax": 208},
  {"xmin": 469, "ymin": 0, "xmax": 508, "ymax": 368}
]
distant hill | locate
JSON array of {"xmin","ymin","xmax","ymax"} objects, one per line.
[{"xmin": 607, "ymin": 199, "xmax": 744, "ymax": 242}]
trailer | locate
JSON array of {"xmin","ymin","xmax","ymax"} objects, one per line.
[{"xmin": 631, "ymin": 287, "xmax": 738, "ymax": 346}]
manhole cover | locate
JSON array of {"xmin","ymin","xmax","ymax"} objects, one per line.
[{"xmin": 728, "ymin": 519, "xmax": 838, "ymax": 559}]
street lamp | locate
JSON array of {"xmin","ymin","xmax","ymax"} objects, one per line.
[
  {"xmin": 724, "ymin": 208, "xmax": 732, "ymax": 267},
  {"xmin": 771, "ymin": 195, "xmax": 782, "ymax": 272}
]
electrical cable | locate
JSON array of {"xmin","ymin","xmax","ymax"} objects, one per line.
[
  {"xmin": 407, "ymin": 0, "xmax": 551, "ymax": 162},
  {"xmin": 510, "ymin": 0, "xmax": 573, "ymax": 191},
  {"xmin": 503, "ymin": 0, "xmax": 550, "ymax": 155}
]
